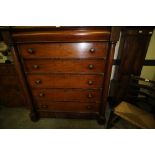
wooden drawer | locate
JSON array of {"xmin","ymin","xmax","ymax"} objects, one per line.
[
  {"xmin": 35, "ymin": 101, "xmax": 99, "ymax": 113},
  {"xmin": 37, "ymin": 111, "xmax": 99, "ymax": 119},
  {"xmin": 24, "ymin": 59, "xmax": 106, "ymax": 73},
  {"xmin": 18, "ymin": 43, "xmax": 108, "ymax": 59},
  {"xmin": 32, "ymin": 89, "xmax": 102, "ymax": 102},
  {"xmin": 27, "ymin": 74, "xmax": 103, "ymax": 89},
  {"xmin": 12, "ymin": 27, "xmax": 111, "ymax": 43}
]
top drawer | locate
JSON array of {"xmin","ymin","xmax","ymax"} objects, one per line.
[
  {"xmin": 18, "ymin": 43, "xmax": 108, "ymax": 59},
  {"xmin": 12, "ymin": 27, "xmax": 111, "ymax": 43}
]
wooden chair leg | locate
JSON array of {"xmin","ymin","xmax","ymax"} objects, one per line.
[{"xmin": 106, "ymin": 109, "xmax": 115, "ymax": 129}]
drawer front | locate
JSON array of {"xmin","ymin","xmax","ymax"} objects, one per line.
[
  {"xmin": 27, "ymin": 74, "xmax": 103, "ymax": 89},
  {"xmin": 12, "ymin": 27, "xmax": 111, "ymax": 43},
  {"xmin": 32, "ymin": 89, "xmax": 102, "ymax": 102},
  {"xmin": 24, "ymin": 59, "xmax": 106, "ymax": 73},
  {"xmin": 35, "ymin": 101, "xmax": 99, "ymax": 113},
  {"xmin": 18, "ymin": 43, "xmax": 108, "ymax": 58}
]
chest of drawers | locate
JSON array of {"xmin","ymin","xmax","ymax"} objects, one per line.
[{"xmin": 3, "ymin": 27, "xmax": 120, "ymax": 124}]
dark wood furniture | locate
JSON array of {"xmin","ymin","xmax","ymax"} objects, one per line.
[
  {"xmin": 0, "ymin": 63, "xmax": 26, "ymax": 107},
  {"xmin": 1, "ymin": 27, "xmax": 120, "ymax": 123},
  {"xmin": 0, "ymin": 33, "xmax": 26, "ymax": 107},
  {"xmin": 106, "ymin": 75, "xmax": 155, "ymax": 128},
  {"xmin": 117, "ymin": 27, "xmax": 153, "ymax": 80},
  {"xmin": 111, "ymin": 27, "xmax": 154, "ymax": 113}
]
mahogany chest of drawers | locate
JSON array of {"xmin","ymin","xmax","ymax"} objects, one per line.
[{"xmin": 2, "ymin": 27, "xmax": 120, "ymax": 124}]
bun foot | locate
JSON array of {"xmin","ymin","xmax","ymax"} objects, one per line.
[
  {"xmin": 30, "ymin": 112, "xmax": 39, "ymax": 122},
  {"xmin": 97, "ymin": 116, "xmax": 106, "ymax": 125}
]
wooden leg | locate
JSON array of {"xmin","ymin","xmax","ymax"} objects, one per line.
[
  {"xmin": 105, "ymin": 110, "xmax": 115, "ymax": 129},
  {"xmin": 30, "ymin": 111, "xmax": 39, "ymax": 122},
  {"xmin": 97, "ymin": 115, "xmax": 106, "ymax": 125}
]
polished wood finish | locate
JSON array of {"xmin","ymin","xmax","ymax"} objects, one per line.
[
  {"xmin": 35, "ymin": 101, "xmax": 99, "ymax": 113},
  {"xmin": 27, "ymin": 74, "xmax": 103, "ymax": 89},
  {"xmin": 12, "ymin": 27, "xmax": 111, "ymax": 43},
  {"xmin": 11, "ymin": 46, "xmax": 38, "ymax": 117},
  {"xmin": 32, "ymin": 89, "xmax": 101, "ymax": 102},
  {"xmin": 24, "ymin": 59, "xmax": 106, "ymax": 73},
  {"xmin": 18, "ymin": 43, "xmax": 108, "ymax": 59},
  {"xmin": 1, "ymin": 27, "xmax": 120, "ymax": 123}
]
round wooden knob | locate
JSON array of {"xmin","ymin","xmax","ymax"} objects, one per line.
[
  {"xmin": 28, "ymin": 48, "xmax": 34, "ymax": 54},
  {"xmin": 33, "ymin": 65, "xmax": 39, "ymax": 69},
  {"xmin": 87, "ymin": 93, "xmax": 93, "ymax": 98},
  {"xmin": 39, "ymin": 92, "xmax": 45, "ymax": 97},
  {"xmin": 35, "ymin": 80, "xmax": 41, "ymax": 84},
  {"xmin": 138, "ymin": 30, "xmax": 143, "ymax": 34},
  {"xmin": 90, "ymin": 48, "xmax": 95, "ymax": 53},
  {"xmin": 88, "ymin": 80, "xmax": 93, "ymax": 85},
  {"xmin": 88, "ymin": 64, "xmax": 94, "ymax": 69}
]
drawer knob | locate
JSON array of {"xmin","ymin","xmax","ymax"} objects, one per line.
[
  {"xmin": 28, "ymin": 48, "xmax": 34, "ymax": 54},
  {"xmin": 39, "ymin": 92, "xmax": 45, "ymax": 97},
  {"xmin": 33, "ymin": 65, "xmax": 39, "ymax": 69},
  {"xmin": 138, "ymin": 30, "xmax": 143, "ymax": 34},
  {"xmin": 87, "ymin": 93, "xmax": 93, "ymax": 98},
  {"xmin": 90, "ymin": 48, "xmax": 95, "ymax": 53},
  {"xmin": 88, "ymin": 64, "xmax": 94, "ymax": 69},
  {"xmin": 88, "ymin": 80, "xmax": 93, "ymax": 85},
  {"xmin": 87, "ymin": 105, "xmax": 92, "ymax": 109},
  {"xmin": 35, "ymin": 80, "xmax": 41, "ymax": 84}
]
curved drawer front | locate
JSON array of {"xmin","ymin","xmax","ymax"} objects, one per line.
[
  {"xmin": 35, "ymin": 101, "xmax": 99, "ymax": 113},
  {"xmin": 32, "ymin": 89, "xmax": 102, "ymax": 102},
  {"xmin": 18, "ymin": 43, "xmax": 108, "ymax": 59},
  {"xmin": 27, "ymin": 74, "xmax": 103, "ymax": 89},
  {"xmin": 12, "ymin": 27, "xmax": 111, "ymax": 43},
  {"xmin": 24, "ymin": 59, "xmax": 106, "ymax": 73}
]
